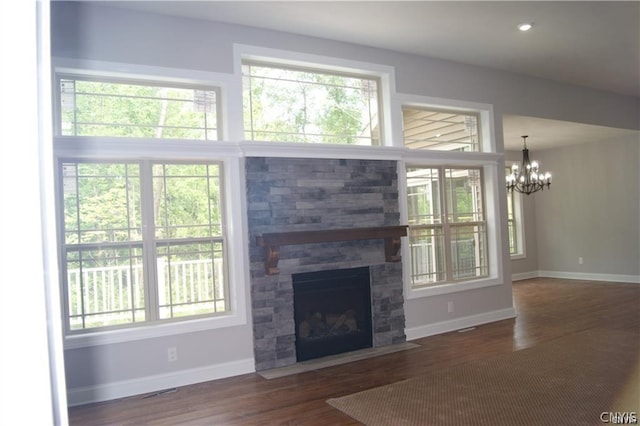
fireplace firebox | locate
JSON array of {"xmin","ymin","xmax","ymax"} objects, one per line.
[{"xmin": 292, "ymin": 266, "xmax": 373, "ymax": 361}]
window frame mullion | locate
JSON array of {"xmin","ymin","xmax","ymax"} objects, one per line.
[
  {"xmin": 440, "ymin": 166, "xmax": 454, "ymax": 282},
  {"xmin": 140, "ymin": 160, "xmax": 159, "ymax": 322}
]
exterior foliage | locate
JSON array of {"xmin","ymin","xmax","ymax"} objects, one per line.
[{"xmin": 243, "ymin": 64, "xmax": 380, "ymax": 144}]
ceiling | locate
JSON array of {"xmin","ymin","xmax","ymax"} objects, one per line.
[
  {"xmin": 502, "ymin": 115, "xmax": 640, "ymax": 150},
  {"xmin": 102, "ymin": 1, "xmax": 640, "ymax": 150}
]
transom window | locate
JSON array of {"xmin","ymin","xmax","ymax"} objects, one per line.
[
  {"xmin": 242, "ymin": 62, "xmax": 381, "ymax": 145},
  {"xmin": 403, "ymin": 106, "xmax": 481, "ymax": 152},
  {"xmin": 58, "ymin": 77, "xmax": 220, "ymax": 140},
  {"xmin": 406, "ymin": 166, "xmax": 489, "ymax": 286}
]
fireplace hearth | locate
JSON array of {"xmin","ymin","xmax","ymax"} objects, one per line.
[{"xmin": 293, "ymin": 267, "xmax": 372, "ymax": 361}]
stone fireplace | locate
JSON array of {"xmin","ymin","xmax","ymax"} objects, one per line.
[{"xmin": 246, "ymin": 157, "xmax": 406, "ymax": 371}]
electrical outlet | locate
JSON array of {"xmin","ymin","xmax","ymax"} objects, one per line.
[
  {"xmin": 447, "ymin": 301, "xmax": 454, "ymax": 313},
  {"xmin": 578, "ymin": 257, "xmax": 584, "ymax": 265},
  {"xmin": 168, "ymin": 347, "xmax": 178, "ymax": 362}
]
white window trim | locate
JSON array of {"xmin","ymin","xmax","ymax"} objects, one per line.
[
  {"xmin": 52, "ymin": 60, "xmax": 250, "ymax": 349},
  {"xmin": 52, "ymin": 57, "xmax": 245, "ymax": 141},
  {"xmin": 60, "ymin": 152, "xmax": 249, "ymax": 349},
  {"xmin": 390, "ymin": 93, "xmax": 497, "ymax": 152},
  {"xmin": 59, "ymin": 142, "xmax": 250, "ymax": 349},
  {"xmin": 233, "ymin": 44, "xmax": 397, "ymax": 147},
  {"xmin": 394, "ymin": 94, "xmax": 507, "ymax": 299},
  {"xmin": 400, "ymin": 158, "xmax": 506, "ymax": 299}
]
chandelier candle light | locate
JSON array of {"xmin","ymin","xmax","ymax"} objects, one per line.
[{"xmin": 506, "ymin": 135, "xmax": 552, "ymax": 195}]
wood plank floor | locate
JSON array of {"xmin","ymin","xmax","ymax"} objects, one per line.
[{"xmin": 68, "ymin": 278, "xmax": 640, "ymax": 425}]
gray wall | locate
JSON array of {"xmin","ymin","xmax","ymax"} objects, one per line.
[
  {"xmin": 51, "ymin": 2, "xmax": 639, "ymax": 132},
  {"xmin": 50, "ymin": 1, "xmax": 640, "ymax": 403},
  {"xmin": 509, "ymin": 138, "xmax": 640, "ymax": 280},
  {"xmin": 536, "ymin": 139, "xmax": 639, "ymax": 277}
]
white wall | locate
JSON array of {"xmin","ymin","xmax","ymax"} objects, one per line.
[
  {"xmin": 0, "ymin": 0, "xmax": 68, "ymax": 424},
  {"xmin": 50, "ymin": 1, "xmax": 640, "ymax": 405}
]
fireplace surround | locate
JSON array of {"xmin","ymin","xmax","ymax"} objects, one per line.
[{"xmin": 246, "ymin": 157, "xmax": 406, "ymax": 371}]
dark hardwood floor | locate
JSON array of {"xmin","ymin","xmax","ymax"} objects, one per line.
[{"xmin": 68, "ymin": 278, "xmax": 640, "ymax": 425}]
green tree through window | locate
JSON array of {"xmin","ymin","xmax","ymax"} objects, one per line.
[
  {"xmin": 57, "ymin": 77, "xmax": 227, "ymax": 333},
  {"xmin": 60, "ymin": 79, "xmax": 219, "ymax": 140},
  {"xmin": 243, "ymin": 63, "xmax": 380, "ymax": 144}
]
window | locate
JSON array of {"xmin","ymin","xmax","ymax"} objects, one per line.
[
  {"xmin": 506, "ymin": 189, "xmax": 517, "ymax": 255},
  {"xmin": 506, "ymin": 168, "xmax": 525, "ymax": 257},
  {"xmin": 61, "ymin": 161, "xmax": 227, "ymax": 331},
  {"xmin": 55, "ymin": 76, "xmax": 230, "ymax": 334},
  {"xmin": 243, "ymin": 62, "xmax": 381, "ymax": 145},
  {"xmin": 402, "ymin": 106, "xmax": 481, "ymax": 152},
  {"xmin": 406, "ymin": 166, "xmax": 489, "ymax": 287},
  {"xmin": 58, "ymin": 77, "xmax": 220, "ymax": 140},
  {"xmin": 402, "ymin": 104, "xmax": 490, "ymax": 287}
]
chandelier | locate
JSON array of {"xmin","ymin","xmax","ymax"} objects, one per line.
[{"xmin": 506, "ymin": 135, "xmax": 552, "ymax": 195}]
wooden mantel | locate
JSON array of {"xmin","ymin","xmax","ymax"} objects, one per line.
[{"xmin": 255, "ymin": 225, "xmax": 408, "ymax": 275}]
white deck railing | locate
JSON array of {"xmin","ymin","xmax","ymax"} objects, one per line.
[{"xmin": 67, "ymin": 258, "xmax": 224, "ymax": 325}]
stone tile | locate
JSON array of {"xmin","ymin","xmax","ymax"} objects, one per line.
[{"xmin": 246, "ymin": 157, "xmax": 405, "ymax": 371}]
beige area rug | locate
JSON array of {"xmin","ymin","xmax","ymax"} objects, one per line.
[{"xmin": 327, "ymin": 329, "xmax": 640, "ymax": 426}]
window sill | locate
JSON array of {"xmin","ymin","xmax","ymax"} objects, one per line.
[
  {"xmin": 64, "ymin": 311, "xmax": 246, "ymax": 350},
  {"xmin": 405, "ymin": 276, "xmax": 504, "ymax": 299},
  {"xmin": 510, "ymin": 253, "xmax": 526, "ymax": 260}
]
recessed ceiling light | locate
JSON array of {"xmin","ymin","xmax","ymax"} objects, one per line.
[{"xmin": 518, "ymin": 23, "xmax": 533, "ymax": 32}]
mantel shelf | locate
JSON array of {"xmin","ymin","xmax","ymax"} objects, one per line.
[{"xmin": 255, "ymin": 225, "xmax": 408, "ymax": 275}]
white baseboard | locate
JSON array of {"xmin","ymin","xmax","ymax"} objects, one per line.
[
  {"xmin": 514, "ymin": 270, "xmax": 640, "ymax": 284},
  {"xmin": 67, "ymin": 269, "xmax": 637, "ymax": 407},
  {"xmin": 405, "ymin": 307, "xmax": 517, "ymax": 341},
  {"xmin": 538, "ymin": 270, "xmax": 640, "ymax": 284},
  {"xmin": 67, "ymin": 358, "xmax": 255, "ymax": 407},
  {"xmin": 512, "ymin": 271, "xmax": 540, "ymax": 281}
]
